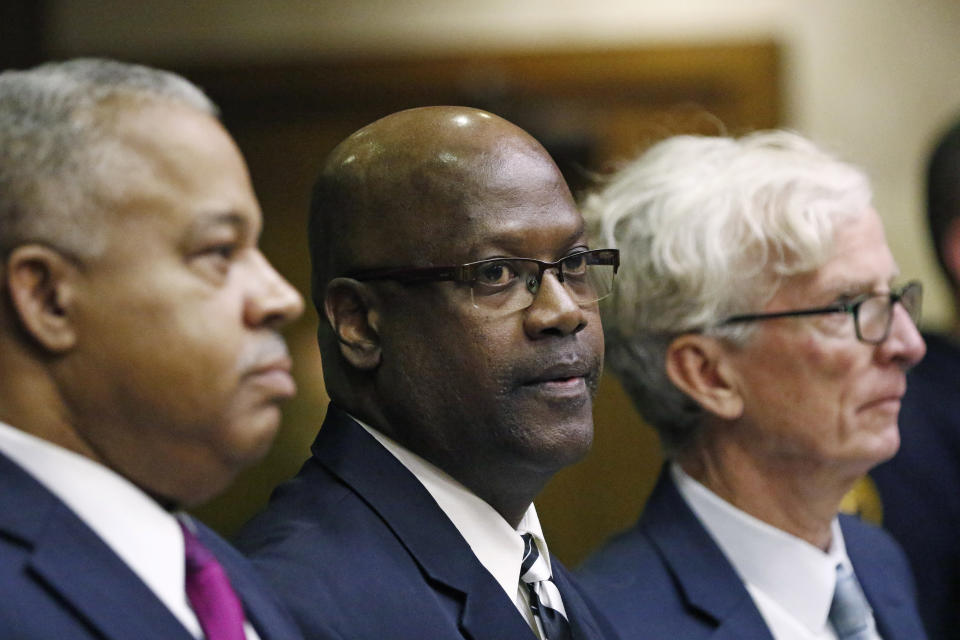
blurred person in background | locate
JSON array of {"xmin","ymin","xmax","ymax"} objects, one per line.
[
  {"xmin": 577, "ymin": 131, "xmax": 928, "ymax": 640},
  {"xmin": 870, "ymin": 117, "xmax": 960, "ymax": 640},
  {"xmin": 0, "ymin": 58, "xmax": 306, "ymax": 639}
]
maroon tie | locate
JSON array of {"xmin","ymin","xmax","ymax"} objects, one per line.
[{"xmin": 180, "ymin": 521, "xmax": 247, "ymax": 640}]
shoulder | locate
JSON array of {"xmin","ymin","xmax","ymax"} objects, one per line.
[
  {"xmin": 551, "ymin": 558, "xmax": 625, "ymax": 640},
  {"xmin": 193, "ymin": 521, "xmax": 314, "ymax": 640},
  {"xmin": 233, "ymin": 458, "xmax": 459, "ymax": 639},
  {"xmin": 839, "ymin": 514, "xmax": 911, "ymax": 571},
  {"xmin": 577, "ymin": 521, "xmax": 666, "ymax": 592},
  {"xmin": 840, "ymin": 513, "xmax": 918, "ymax": 601},
  {"xmin": 576, "ymin": 520, "xmax": 705, "ymax": 639},
  {"xmin": 234, "ymin": 455, "xmax": 403, "ymax": 577}
]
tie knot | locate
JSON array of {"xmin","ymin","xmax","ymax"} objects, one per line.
[
  {"xmin": 520, "ymin": 533, "xmax": 551, "ymax": 584},
  {"xmin": 181, "ymin": 522, "xmax": 217, "ymax": 574},
  {"xmin": 829, "ymin": 563, "xmax": 874, "ymax": 640},
  {"xmin": 519, "ymin": 532, "xmax": 571, "ymax": 640}
]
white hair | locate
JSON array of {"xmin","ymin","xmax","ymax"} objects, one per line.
[
  {"xmin": 584, "ymin": 130, "xmax": 873, "ymax": 454},
  {"xmin": 0, "ymin": 58, "xmax": 217, "ymax": 260}
]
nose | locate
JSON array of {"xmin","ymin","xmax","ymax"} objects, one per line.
[
  {"xmin": 523, "ymin": 270, "xmax": 588, "ymax": 339},
  {"xmin": 878, "ymin": 303, "xmax": 926, "ymax": 369},
  {"xmin": 244, "ymin": 250, "xmax": 305, "ymax": 329}
]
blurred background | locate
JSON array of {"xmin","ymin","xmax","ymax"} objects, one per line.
[{"xmin": 5, "ymin": 0, "xmax": 960, "ymax": 566}]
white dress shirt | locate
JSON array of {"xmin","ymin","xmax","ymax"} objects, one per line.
[
  {"xmin": 362, "ymin": 420, "xmax": 555, "ymax": 639},
  {"xmin": 671, "ymin": 463, "xmax": 882, "ymax": 640},
  {"xmin": 0, "ymin": 421, "xmax": 260, "ymax": 640}
]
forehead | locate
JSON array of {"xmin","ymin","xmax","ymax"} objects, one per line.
[
  {"xmin": 102, "ymin": 102, "xmax": 261, "ymax": 239},
  {"xmin": 391, "ymin": 143, "xmax": 583, "ymax": 263},
  {"xmin": 772, "ymin": 208, "xmax": 898, "ymax": 305}
]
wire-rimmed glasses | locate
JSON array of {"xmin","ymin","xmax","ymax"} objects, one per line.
[{"xmin": 719, "ymin": 280, "xmax": 923, "ymax": 344}]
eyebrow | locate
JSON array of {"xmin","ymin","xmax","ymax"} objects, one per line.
[
  {"xmin": 472, "ymin": 223, "xmax": 589, "ymax": 259},
  {"xmin": 188, "ymin": 211, "xmax": 256, "ymax": 237},
  {"xmin": 820, "ymin": 276, "xmax": 901, "ymax": 300}
]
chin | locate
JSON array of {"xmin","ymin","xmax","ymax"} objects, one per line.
[
  {"xmin": 850, "ymin": 427, "xmax": 901, "ymax": 473},
  {"xmin": 227, "ymin": 406, "xmax": 283, "ymax": 462},
  {"xmin": 151, "ymin": 468, "xmax": 234, "ymax": 509},
  {"xmin": 531, "ymin": 421, "xmax": 595, "ymax": 471}
]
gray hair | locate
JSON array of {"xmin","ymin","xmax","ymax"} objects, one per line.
[
  {"xmin": 0, "ymin": 58, "xmax": 217, "ymax": 260},
  {"xmin": 584, "ymin": 130, "xmax": 872, "ymax": 455}
]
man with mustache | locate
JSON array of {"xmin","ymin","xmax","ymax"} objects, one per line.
[
  {"xmin": 578, "ymin": 131, "xmax": 928, "ymax": 639},
  {"xmin": 236, "ymin": 106, "xmax": 620, "ymax": 640},
  {"xmin": 0, "ymin": 59, "xmax": 305, "ymax": 639}
]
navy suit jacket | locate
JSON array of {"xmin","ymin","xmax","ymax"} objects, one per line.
[
  {"xmin": 871, "ymin": 331, "xmax": 960, "ymax": 640},
  {"xmin": 577, "ymin": 468, "xmax": 928, "ymax": 640},
  {"xmin": 0, "ymin": 450, "xmax": 303, "ymax": 640},
  {"xmin": 235, "ymin": 404, "xmax": 619, "ymax": 640}
]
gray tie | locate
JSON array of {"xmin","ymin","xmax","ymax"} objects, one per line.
[{"xmin": 829, "ymin": 563, "xmax": 875, "ymax": 640}]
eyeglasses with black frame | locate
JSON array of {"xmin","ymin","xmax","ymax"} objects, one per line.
[
  {"xmin": 348, "ymin": 248, "xmax": 620, "ymax": 314},
  {"xmin": 719, "ymin": 280, "xmax": 923, "ymax": 345}
]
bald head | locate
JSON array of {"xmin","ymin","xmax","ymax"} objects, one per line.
[
  {"xmin": 309, "ymin": 107, "xmax": 602, "ymax": 519},
  {"xmin": 308, "ymin": 106, "xmax": 569, "ymax": 311}
]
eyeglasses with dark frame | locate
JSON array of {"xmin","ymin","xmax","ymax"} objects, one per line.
[
  {"xmin": 719, "ymin": 280, "xmax": 923, "ymax": 345},
  {"xmin": 347, "ymin": 248, "xmax": 620, "ymax": 313}
]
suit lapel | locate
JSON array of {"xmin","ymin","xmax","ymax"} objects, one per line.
[
  {"xmin": 643, "ymin": 468, "xmax": 775, "ymax": 639},
  {"xmin": 313, "ymin": 407, "xmax": 534, "ymax": 640},
  {"xmin": 0, "ymin": 452, "xmax": 194, "ymax": 640},
  {"xmin": 551, "ymin": 563, "xmax": 610, "ymax": 640},
  {"xmin": 841, "ymin": 517, "xmax": 926, "ymax": 640}
]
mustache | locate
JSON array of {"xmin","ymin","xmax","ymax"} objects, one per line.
[
  {"xmin": 237, "ymin": 333, "xmax": 293, "ymax": 373},
  {"xmin": 509, "ymin": 346, "xmax": 603, "ymax": 391}
]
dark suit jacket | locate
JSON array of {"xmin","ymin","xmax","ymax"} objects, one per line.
[
  {"xmin": 871, "ymin": 331, "xmax": 960, "ymax": 640},
  {"xmin": 577, "ymin": 468, "xmax": 928, "ymax": 640},
  {"xmin": 235, "ymin": 404, "xmax": 618, "ymax": 640},
  {"xmin": 0, "ymin": 449, "xmax": 303, "ymax": 640}
]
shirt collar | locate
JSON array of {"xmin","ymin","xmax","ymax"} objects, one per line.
[
  {"xmin": 0, "ymin": 421, "xmax": 201, "ymax": 637},
  {"xmin": 671, "ymin": 463, "xmax": 847, "ymax": 634},
  {"xmin": 359, "ymin": 418, "xmax": 549, "ymax": 601}
]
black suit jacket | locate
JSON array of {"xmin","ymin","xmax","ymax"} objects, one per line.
[
  {"xmin": 577, "ymin": 468, "xmax": 928, "ymax": 639},
  {"xmin": 0, "ymin": 450, "xmax": 303, "ymax": 640},
  {"xmin": 235, "ymin": 404, "xmax": 619, "ymax": 640}
]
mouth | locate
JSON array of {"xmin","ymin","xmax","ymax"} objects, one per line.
[
  {"xmin": 860, "ymin": 395, "xmax": 902, "ymax": 412},
  {"xmin": 247, "ymin": 357, "xmax": 297, "ymax": 399},
  {"xmin": 521, "ymin": 361, "xmax": 593, "ymax": 397},
  {"xmin": 858, "ymin": 383, "xmax": 906, "ymax": 413}
]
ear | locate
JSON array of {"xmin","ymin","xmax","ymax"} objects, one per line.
[
  {"xmin": 323, "ymin": 277, "xmax": 382, "ymax": 370},
  {"xmin": 665, "ymin": 333, "xmax": 743, "ymax": 420},
  {"xmin": 942, "ymin": 217, "xmax": 960, "ymax": 285},
  {"xmin": 4, "ymin": 245, "xmax": 79, "ymax": 353}
]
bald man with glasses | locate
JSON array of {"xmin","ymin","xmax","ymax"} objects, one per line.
[
  {"xmin": 236, "ymin": 106, "xmax": 621, "ymax": 640},
  {"xmin": 577, "ymin": 131, "xmax": 929, "ymax": 640}
]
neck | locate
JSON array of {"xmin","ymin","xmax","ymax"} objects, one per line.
[
  {"xmin": 677, "ymin": 430, "xmax": 856, "ymax": 551},
  {"xmin": 0, "ymin": 359, "xmax": 103, "ymax": 465},
  {"xmin": 350, "ymin": 397, "xmax": 547, "ymax": 530},
  {"xmin": 416, "ymin": 442, "xmax": 546, "ymax": 529},
  {"xmin": 463, "ymin": 473, "xmax": 543, "ymax": 529}
]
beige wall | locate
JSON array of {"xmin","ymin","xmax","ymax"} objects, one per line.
[{"xmin": 47, "ymin": 0, "xmax": 960, "ymax": 326}]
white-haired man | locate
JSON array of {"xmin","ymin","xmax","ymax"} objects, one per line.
[{"xmin": 578, "ymin": 131, "xmax": 928, "ymax": 640}]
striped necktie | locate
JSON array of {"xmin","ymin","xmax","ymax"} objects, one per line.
[
  {"xmin": 520, "ymin": 533, "xmax": 572, "ymax": 640},
  {"xmin": 180, "ymin": 522, "xmax": 248, "ymax": 640},
  {"xmin": 829, "ymin": 562, "xmax": 875, "ymax": 640}
]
